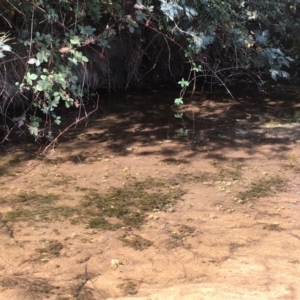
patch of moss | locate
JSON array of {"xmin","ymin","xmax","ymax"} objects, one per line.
[
  {"xmin": 74, "ymin": 287, "xmax": 95, "ymax": 300},
  {"xmin": 236, "ymin": 176, "xmax": 285, "ymax": 203},
  {"xmin": 81, "ymin": 177, "xmax": 185, "ymax": 230},
  {"xmin": 5, "ymin": 209, "xmax": 33, "ymax": 222},
  {"xmin": 164, "ymin": 238, "xmax": 183, "ymax": 249},
  {"xmin": 117, "ymin": 279, "xmax": 139, "ymax": 296},
  {"xmin": 3, "ymin": 192, "xmax": 66, "ymax": 223},
  {"xmin": 281, "ymin": 163, "xmax": 300, "ymax": 173},
  {"xmin": 210, "ymin": 160, "xmax": 243, "ymax": 181},
  {"xmin": 87, "ymin": 217, "xmax": 118, "ymax": 230},
  {"xmin": 176, "ymin": 171, "xmax": 218, "ymax": 185},
  {"xmin": 263, "ymin": 223, "xmax": 282, "ymax": 231},
  {"xmin": 35, "ymin": 240, "xmax": 63, "ymax": 256},
  {"xmin": 43, "ymin": 157, "xmax": 66, "ymax": 164},
  {"xmin": 0, "ymin": 277, "xmax": 19, "ymax": 289},
  {"xmin": 48, "ymin": 206, "xmax": 78, "ymax": 220},
  {"xmin": 118, "ymin": 234, "xmax": 153, "ymax": 251},
  {"xmin": 163, "ymin": 224, "xmax": 196, "ymax": 249},
  {"xmin": 7, "ymin": 158, "xmax": 22, "ymax": 166},
  {"xmin": 161, "ymin": 158, "xmax": 189, "ymax": 165},
  {"xmin": 50, "ymin": 176, "xmax": 73, "ymax": 186},
  {"xmin": 68, "ymin": 154, "xmax": 90, "ymax": 164},
  {"xmin": 26, "ymin": 279, "xmax": 56, "ymax": 294},
  {"xmin": 194, "ymin": 171, "xmax": 219, "ymax": 183},
  {"xmin": 177, "ymin": 224, "xmax": 196, "ymax": 235},
  {"xmin": 3, "ymin": 177, "xmax": 185, "ymax": 229},
  {"xmin": 0, "ymin": 277, "xmax": 54, "ymax": 294},
  {"xmin": 76, "ymin": 187, "xmax": 97, "ymax": 192},
  {"xmin": 0, "ymin": 169, "xmax": 6, "ymax": 177},
  {"xmin": 15, "ymin": 192, "xmax": 59, "ymax": 204}
]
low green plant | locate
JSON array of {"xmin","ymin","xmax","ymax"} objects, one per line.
[
  {"xmin": 235, "ymin": 176, "xmax": 285, "ymax": 203},
  {"xmin": 81, "ymin": 177, "xmax": 185, "ymax": 230}
]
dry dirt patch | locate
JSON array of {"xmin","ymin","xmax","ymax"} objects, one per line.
[{"xmin": 1, "ymin": 93, "xmax": 300, "ymax": 299}]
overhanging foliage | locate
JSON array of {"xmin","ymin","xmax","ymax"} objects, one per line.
[{"xmin": 0, "ymin": 0, "xmax": 299, "ymax": 142}]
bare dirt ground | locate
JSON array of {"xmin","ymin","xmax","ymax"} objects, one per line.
[{"xmin": 1, "ymin": 87, "xmax": 300, "ymax": 299}]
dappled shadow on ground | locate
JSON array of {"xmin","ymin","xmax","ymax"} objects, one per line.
[
  {"xmin": 1, "ymin": 85, "xmax": 300, "ymax": 171},
  {"xmin": 47, "ymin": 86, "xmax": 300, "ymax": 163}
]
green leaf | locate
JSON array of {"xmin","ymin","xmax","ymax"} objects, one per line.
[
  {"xmin": 28, "ymin": 126, "xmax": 39, "ymax": 137},
  {"xmin": 131, "ymin": 21, "xmax": 139, "ymax": 28},
  {"xmin": 68, "ymin": 57, "xmax": 78, "ymax": 65},
  {"xmin": 29, "ymin": 73, "xmax": 38, "ymax": 80},
  {"xmin": 178, "ymin": 79, "xmax": 189, "ymax": 88},
  {"xmin": 81, "ymin": 56, "xmax": 89, "ymax": 62},
  {"xmin": 28, "ymin": 58, "xmax": 37, "ymax": 64},
  {"xmin": 70, "ymin": 36, "xmax": 81, "ymax": 45},
  {"xmin": 35, "ymin": 79, "xmax": 51, "ymax": 92},
  {"xmin": 78, "ymin": 25, "xmax": 96, "ymax": 36},
  {"xmin": 51, "ymin": 98, "xmax": 59, "ymax": 107},
  {"xmin": 54, "ymin": 119, "xmax": 61, "ymax": 125},
  {"xmin": 192, "ymin": 64, "xmax": 202, "ymax": 72},
  {"xmin": 129, "ymin": 26, "xmax": 135, "ymax": 33},
  {"xmin": 65, "ymin": 100, "xmax": 73, "ymax": 108},
  {"xmin": 25, "ymin": 72, "xmax": 38, "ymax": 85},
  {"xmin": 174, "ymin": 97, "xmax": 184, "ymax": 105},
  {"xmin": 174, "ymin": 113, "xmax": 183, "ymax": 118}
]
